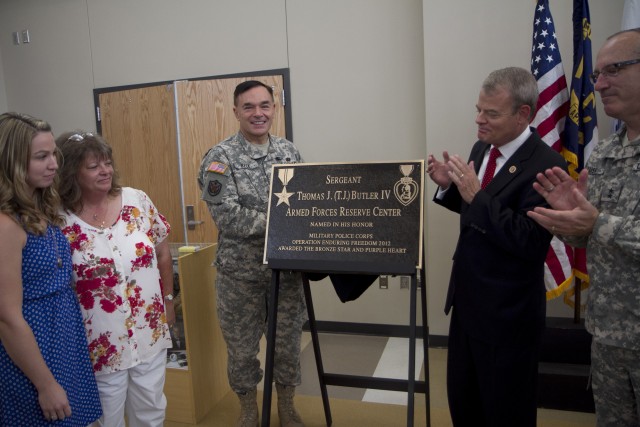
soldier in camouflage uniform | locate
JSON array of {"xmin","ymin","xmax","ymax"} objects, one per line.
[
  {"xmin": 528, "ymin": 29, "xmax": 640, "ymax": 427},
  {"xmin": 198, "ymin": 80, "xmax": 305, "ymax": 427}
]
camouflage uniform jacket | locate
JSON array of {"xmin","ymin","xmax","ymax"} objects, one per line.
[
  {"xmin": 198, "ymin": 132, "xmax": 302, "ymax": 280},
  {"xmin": 568, "ymin": 126, "xmax": 640, "ymax": 349}
]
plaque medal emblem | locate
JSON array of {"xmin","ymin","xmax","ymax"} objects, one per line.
[
  {"xmin": 393, "ymin": 165, "xmax": 418, "ymax": 206},
  {"xmin": 274, "ymin": 168, "xmax": 295, "ymax": 206}
]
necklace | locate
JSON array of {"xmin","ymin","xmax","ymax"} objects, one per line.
[
  {"xmin": 84, "ymin": 199, "xmax": 109, "ymax": 229},
  {"xmin": 47, "ymin": 226, "xmax": 63, "ymax": 268},
  {"xmin": 92, "ymin": 212, "xmax": 106, "ymax": 229}
]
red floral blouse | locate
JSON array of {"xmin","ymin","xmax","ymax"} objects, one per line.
[{"xmin": 62, "ymin": 188, "xmax": 172, "ymax": 375}]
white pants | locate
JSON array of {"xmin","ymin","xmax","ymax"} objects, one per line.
[{"xmin": 93, "ymin": 349, "xmax": 168, "ymax": 427}]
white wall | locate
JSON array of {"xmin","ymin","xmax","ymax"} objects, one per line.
[{"xmin": 0, "ymin": 0, "xmax": 627, "ymax": 338}]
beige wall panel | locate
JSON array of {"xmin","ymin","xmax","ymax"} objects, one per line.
[
  {"xmin": 86, "ymin": 0, "xmax": 288, "ymax": 88},
  {"xmin": 286, "ymin": 0, "xmax": 428, "ymax": 327},
  {"xmin": 0, "ymin": 0, "xmax": 95, "ymax": 133}
]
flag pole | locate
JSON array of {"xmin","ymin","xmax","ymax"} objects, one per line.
[{"xmin": 565, "ymin": 0, "xmax": 597, "ymax": 321}]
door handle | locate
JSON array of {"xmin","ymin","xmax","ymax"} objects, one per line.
[{"xmin": 185, "ymin": 205, "xmax": 203, "ymax": 230}]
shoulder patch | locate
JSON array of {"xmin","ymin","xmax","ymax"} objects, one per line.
[
  {"xmin": 201, "ymin": 174, "xmax": 228, "ymax": 204},
  {"xmin": 207, "ymin": 161, "xmax": 228, "ymax": 174}
]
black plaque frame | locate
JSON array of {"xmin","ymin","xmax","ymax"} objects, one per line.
[{"xmin": 261, "ymin": 161, "xmax": 431, "ymax": 426}]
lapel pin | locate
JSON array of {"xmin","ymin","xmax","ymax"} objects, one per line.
[{"xmin": 509, "ymin": 166, "xmax": 517, "ymax": 174}]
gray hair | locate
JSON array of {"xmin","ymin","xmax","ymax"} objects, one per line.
[
  {"xmin": 482, "ymin": 67, "xmax": 539, "ymax": 120},
  {"xmin": 607, "ymin": 27, "xmax": 640, "ymax": 56}
]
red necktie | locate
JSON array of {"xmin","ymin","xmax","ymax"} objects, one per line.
[{"xmin": 480, "ymin": 147, "xmax": 501, "ymax": 189}]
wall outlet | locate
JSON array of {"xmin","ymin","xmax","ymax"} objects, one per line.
[
  {"xmin": 400, "ymin": 276, "xmax": 410, "ymax": 289},
  {"xmin": 379, "ymin": 276, "xmax": 388, "ymax": 289}
]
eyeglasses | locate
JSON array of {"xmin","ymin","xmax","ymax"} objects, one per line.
[
  {"xmin": 66, "ymin": 132, "xmax": 94, "ymax": 142},
  {"xmin": 589, "ymin": 58, "xmax": 640, "ymax": 84}
]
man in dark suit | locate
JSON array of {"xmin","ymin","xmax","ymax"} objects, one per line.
[{"xmin": 426, "ymin": 67, "xmax": 567, "ymax": 427}]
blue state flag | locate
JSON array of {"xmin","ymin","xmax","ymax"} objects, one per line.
[{"xmin": 563, "ymin": 0, "xmax": 598, "ymax": 177}]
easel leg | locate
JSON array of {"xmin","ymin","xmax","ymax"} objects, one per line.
[
  {"xmin": 262, "ymin": 270, "xmax": 281, "ymax": 427},
  {"xmin": 407, "ymin": 274, "xmax": 417, "ymax": 426},
  {"xmin": 420, "ymin": 267, "xmax": 432, "ymax": 427},
  {"xmin": 302, "ymin": 274, "xmax": 333, "ymax": 426}
]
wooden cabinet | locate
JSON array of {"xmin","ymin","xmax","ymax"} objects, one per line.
[{"xmin": 164, "ymin": 244, "xmax": 229, "ymax": 423}]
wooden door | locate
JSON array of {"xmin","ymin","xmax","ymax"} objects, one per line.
[
  {"xmin": 96, "ymin": 73, "xmax": 289, "ymax": 245},
  {"xmin": 97, "ymin": 84, "xmax": 185, "ymax": 242},
  {"xmin": 175, "ymin": 75, "xmax": 287, "ymax": 244}
]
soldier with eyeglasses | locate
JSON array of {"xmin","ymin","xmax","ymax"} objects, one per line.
[{"xmin": 528, "ymin": 28, "xmax": 640, "ymax": 427}]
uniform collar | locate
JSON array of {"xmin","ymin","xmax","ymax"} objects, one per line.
[{"xmin": 238, "ymin": 132, "xmax": 271, "ymax": 159}]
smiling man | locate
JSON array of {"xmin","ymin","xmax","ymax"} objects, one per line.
[
  {"xmin": 198, "ymin": 80, "xmax": 305, "ymax": 427},
  {"xmin": 527, "ymin": 28, "xmax": 640, "ymax": 427},
  {"xmin": 426, "ymin": 67, "xmax": 567, "ymax": 427}
]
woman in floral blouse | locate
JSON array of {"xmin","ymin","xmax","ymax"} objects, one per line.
[{"xmin": 56, "ymin": 131, "xmax": 174, "ymax": 427}]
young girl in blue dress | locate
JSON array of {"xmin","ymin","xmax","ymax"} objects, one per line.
[{"xmin": 0, "ymin": 112, "xmax": 102, "ymax": 426}]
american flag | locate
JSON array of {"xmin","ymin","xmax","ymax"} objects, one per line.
[{"xmin": 530, "ymin": 0, "xmax": 575, "ymax": 299}]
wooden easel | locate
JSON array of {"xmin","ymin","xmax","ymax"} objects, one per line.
[
  {"xmin": 261, "ymin": 160, "xmax": 427, "ymax": 426},
  {"xmin": 261, "ymin": 261, "xmax": 431, "ymax": 426}
]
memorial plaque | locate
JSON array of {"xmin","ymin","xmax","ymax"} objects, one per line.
[{"xmin": 264, "ymin": 161, "xmax": 424, "ymax": 275}]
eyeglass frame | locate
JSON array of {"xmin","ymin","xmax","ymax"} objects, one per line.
[
  {"xmin": 589, "ymin": 58, "xmax": 640, "ymax": 84},
  {"xmin": 66, "ymin": 132, "xmax": 94, "ymax": 142}
]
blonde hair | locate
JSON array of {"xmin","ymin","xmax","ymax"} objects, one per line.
[{"xmin": 0, "ymin": 112, "xmax": 63, "ymax": 234}]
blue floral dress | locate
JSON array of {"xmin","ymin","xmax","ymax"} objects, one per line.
[{"xmin": 0, "ymin": 225, "xmax": 102, "ymax": 426}]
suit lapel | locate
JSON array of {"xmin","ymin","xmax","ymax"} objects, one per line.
[
  {"xmin": 474, "ymin": 144, "xmax": 491, "ymax": 175},
  {"xmin": 483, "ymin": 134, "xmax": 538, "ymax": 194}
]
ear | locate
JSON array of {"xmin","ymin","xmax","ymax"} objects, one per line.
[
  {"xmin": 233, "ymin": 106, "xmax": 240, "ymax": 120},
  {"xmin": 518, "ymin": 104, "xmax": 532, "ymax": 123}
]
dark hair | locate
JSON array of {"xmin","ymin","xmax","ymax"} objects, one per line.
[
  {"xmin": 0, "ymin": 112, "xmax": 62, "ymax": 234},
  {"xmin": 233, "ymin": 80, "xmax": 274, "ymax": 106},
  {"xmin": 56, "ymin": 131, "xmax": 122, "ymax": 213}
]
